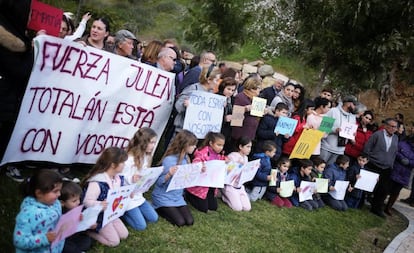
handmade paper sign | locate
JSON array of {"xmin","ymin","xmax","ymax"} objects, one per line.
[
  {"xmin": 183, "ymin": 91, "xmax": 226, "ymax": 138},
  {"xmin": 102, "ymin": 184, "xmax": 135, "ymax": 227},
  {"xmin": 77, "ymin": 205, "xmax": 101, "ymax": 232},
  {"xmin": 274, "ymin": 116, "xmax": 298, "ymax": 136},
  {"xmin": 167, "ymin": 163, "xmax": 203, "ymax": 192},
  {"xmin": 225, "ymin": 159, "xmax": 260, "ymax": 188},
  {"xmin": 289, "ymin": 129, "xmax": 324, "ymax": 159},
  {"xmin": 195, "ymin": 160, "xmax": 227, "ymax": 188},
  {"xmin": 299, "ymin": 181, "xmax": 316, "ymax": 202},
  {"xmin": 230, "ymin": 105, "xmax": 245, "ymax": 127},
  {"xmin": 339, "ymin": 121, "xmax": 358, "ymax": 140},
  {"xmin": 238, "ymin": 159, "xmax": 260, "ymax": 187},
  {"xmin": 167, "ymin": 160, "xmax": 227, "ymax": 191},
  {"xmin": 134, "ymin": 166, "xmax": 164, "ymax": 193},
  {"xmin": 52, "ymin": 205, "xmax": 83, "ymax": 247},
  {"xmin": 354, "ymin": 169, "xmax": 379, "ymax": 192},
  {"xmin": 315, "ymin": 178, "xmax": 329, "ymax": 193},
  {"xmin": 28, "ymin": 0, "xmax": 63, "ymax": 36},
  {"xmin": 329, "ymin": 180, "xmax": 349, "ymax": 200},
  {"xmin": 269, "ymin": 169, "xmax": 278, "ymax": 186},
  {"xmin": 319, "ymin": 116, "xmax": 335, "ymax": 133},
  {"xmin": 279, "ymin": 180, "xmax": 295, "ymax": 197},
  {"xmin": 250, "ymin": 96, "xmax": 267, "ymax": 117}
]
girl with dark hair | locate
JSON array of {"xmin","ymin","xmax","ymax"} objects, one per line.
[
  {"xmin": 270, "ymin": 82, "xmax": 295, "ymax": 116},
  {"xmin": 345, "ymin": 110, "xmax": 374, "ymax": 166},
  {"xmin": 77, "ymin": 17, "xmax": 110, "ymax": 50},
  {"xmin": 14, "ymin": 170, "xmax": 64, "ymax": 252},
  {"xmin": 292, "ymin": 84, "xmax": 306, "ymax": 113},
  {"xmin": 221, "ymin": 136, "xmax": 253, "ymax": 211},
  {"xmin": 185, "ymin": 132, "xmax": 227, "ymax": 213},
  {"xmin": 217, "ymin": 77, "xmax": 237, "ymax": 153}
]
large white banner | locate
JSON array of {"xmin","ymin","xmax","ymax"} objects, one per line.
[{"xmin": 1, "ymin": 35, "xmax": 175, "ymax": 165}]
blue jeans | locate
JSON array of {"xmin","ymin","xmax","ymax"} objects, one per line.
[{"xmin": 123, "ymin": 200, "xmax": 158, "ymax": 230}]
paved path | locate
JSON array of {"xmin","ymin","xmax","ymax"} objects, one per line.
[{"xmin": 384, "ymin": 189, "xmax": 414, "ymax": 253}]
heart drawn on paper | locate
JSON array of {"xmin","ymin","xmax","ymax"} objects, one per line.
[{"xmin": 112, "ymin": 196, "xmax": 122, "ymax": 211}]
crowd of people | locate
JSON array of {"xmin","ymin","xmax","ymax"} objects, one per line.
[{"xmin": 2, "ymin": 4, "xmax": 414, "ymax": 252}]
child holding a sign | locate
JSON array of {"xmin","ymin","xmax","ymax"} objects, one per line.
[
  {"xmin": 186, "ymin": 132, "xmax": 227, "ymax": 213},
  {"xmin": 322, "ymin": 155, "xmax": 350, "ymax": 211},
  {"xmin": 290, "ymin": 159, "xmax": 321, "ymax": 210},
  {"xmin": 310, "ymin": 156, "xmax": 327, "ymax": 207},
  {"xmin": 13, "ymin": 170, "xmax": 64, "ymax": 253},
  {"xmin": 152, "ymin": 130, "xmax": 197, "ymax": 226},
  {"xmin": 81, "ymin": 147, "xmax": 129, "ymax": 247},
  {"xmin": 59, "ymin": 181, "xmax": 93, "ymax": 253},
  {"xmin": 344, "ymin": 154, "xmax": 368, "ymax": 209},
  {"xmin": 255, "ymin": 102, "xmax": 289, "ymax": 164},
  {"xmin": 248, "ymin": 141, "xmax": 277, "ymax": 201},
  {"xmin": 122, "ymin": 128, "xmax": 159, "ymax": 230},
  {"xmin": 222, "ymin": 136, "xmax": 253, "ymax": 211},
  {"xmin": 265, "ymin": 157, "xmax": 294, "ymax": 208}
]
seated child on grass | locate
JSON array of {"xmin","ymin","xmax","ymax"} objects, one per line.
[
  {"xmin": 291, "ymin": 159, "xmax": 322, "ymax": 211},
  {"xmin": 265, "ymin": 156, "xmax": 293, "ymax": 208},
  {"xmin": 322, "ymin": 155, "xmax": 350, "ymax": 211},
  {"xmin": 248, "ymin": 141, "xmax": 277, "ymax": 201}
]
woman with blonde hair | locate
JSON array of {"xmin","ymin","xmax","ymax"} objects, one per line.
[
  {"xmin": 173, "ymin": 65, "xmax": 218, "ymax": 134},
  {"xmin": 141, "ymin": 40, "xmax": 163, "ymax": 66},
  {"xmin": 231, "ymin": 74, "xmax": 263, "ymax": 141}
]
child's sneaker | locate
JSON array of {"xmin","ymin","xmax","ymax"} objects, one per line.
[{"xmin": 6, "ymin": 166, "xmax": 24, "ymax": 182}]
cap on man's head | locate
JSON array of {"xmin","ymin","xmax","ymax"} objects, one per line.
[
  {"xmin": 115, "ymin": 29, "xmax": 137, "ymax": 45},
  {"xmin": 342, "ymin": 95, "xmax": 358, "ymax": 105}
]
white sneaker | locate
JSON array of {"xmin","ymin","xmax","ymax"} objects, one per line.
[{"xmin": 6, "ymin": 166, "xmax": 24, "ymax": 182}]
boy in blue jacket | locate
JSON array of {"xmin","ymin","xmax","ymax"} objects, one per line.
[
  {"xmin": 323, "ymin": 155, "xmax": 350, "ymax": 211},
  {"xmin": 248, "ymin": 141, "xmax": 277, "ymax": 201},
  {"xmin": 291, "ymin": 159, "xmax": 321, "ymax": 210}
]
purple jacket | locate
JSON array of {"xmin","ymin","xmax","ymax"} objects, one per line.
[
  {"xmin": 391, "ymin": 140, "xmax": 414, "ymax": 186},
  {"xmin": 231, "ymin": 92, "xmax": 260, "ymax": 140}
]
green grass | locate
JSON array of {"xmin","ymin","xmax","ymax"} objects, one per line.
[{"xmin": 1, "ymin": 168, "xmax": 407, "ymax": 253}]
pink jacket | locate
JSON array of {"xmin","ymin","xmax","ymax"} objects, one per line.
[{"xmin": 186, "ymin": 146, "xmax": 226, "ymax": 199}]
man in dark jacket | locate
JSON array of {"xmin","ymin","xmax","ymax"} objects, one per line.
[{"xmin": 363, "ymin": 118, "xmax": 399, "ymax": 217}]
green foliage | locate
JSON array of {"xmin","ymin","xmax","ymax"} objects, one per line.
[
  {"xmin": 183, "ymin": 0, "xmax": 249, "ymax": 54},
  {"xmin": 294, "ymin": 0, "xmax": 414, "ymax": 92}
]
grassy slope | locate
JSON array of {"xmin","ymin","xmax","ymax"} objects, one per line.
[{"xmin": 0, "ymin": 169, "xmax": 407, "ymax": 253}]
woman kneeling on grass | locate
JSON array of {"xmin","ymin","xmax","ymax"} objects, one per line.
[{"xmin": 151, "ymin": 130, "xmax": 197, "ymax": 226}]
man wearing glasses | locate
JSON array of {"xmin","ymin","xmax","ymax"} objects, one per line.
[
  {"xmin": 363, "ymin": 118, "xmax": 399, "ymax": 218},
  {"xmin": 176, "ymin": 51, "xmax": 216, "ymax": 94},
  {"xmin": 157, "ymin": 47, "xmax": 177, "ymax": 72}
]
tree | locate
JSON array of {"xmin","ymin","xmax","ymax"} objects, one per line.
[
  {"xmin": 294, "ymin": 0, "xmax": 414, "ymax": 91},
  {"xmin": 183, "ymin": 0, "xmax": 249, "ymax": 54}
]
